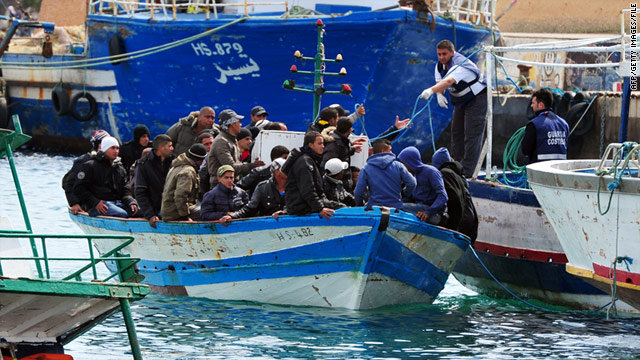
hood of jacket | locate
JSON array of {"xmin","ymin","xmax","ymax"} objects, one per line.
[
  {"xmin": 178, "ymin": 111, "xmax": 200, "ymax": 128},
  {"xmin": 397, "ymin": 146, "xmax": 425, "ymax": 173},
  {"xmin": 440, "ymin": 161, "xmax": 465, "ymax": 176},
  {"xmin": 321, "ymin": 126, "xmax": 336, "ymax": 143},
  {"xmin": 366, "ymin": 152, "xmax": 398, "ymax": 170},
  {"xmin": 171, "ymin": 152, "xmax": 198, "ymax": 170}
]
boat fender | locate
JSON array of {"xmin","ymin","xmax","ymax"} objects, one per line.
[
  {"xmin": 0, "ymin": 97, "xmax": 7, "ymax": 129},
  {"xmin": 378, "ymin": 207, "xmax": 390, "ymax": 231},
  {"xmin": 51, "ymin": 86, "xmax": 70, "ymax": 115},
  {"xmin": 109, "ymin": 34, "xmax": 127, "ymax": 65},
  {"xmin": 70, "ymin": 92, "xmax": 98, "ymax": 122},
  {"xmin": 565, "ymin": 101, "xmax": 594, "ymax": 137}
]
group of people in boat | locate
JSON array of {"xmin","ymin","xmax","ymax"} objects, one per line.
[{"xmin": 62, "ymin": 39, "xmax": 569, "ymax": 243}]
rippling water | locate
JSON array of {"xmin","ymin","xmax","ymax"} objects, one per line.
[{"xmin": 1, "ymin": 152, "xmax": 639, "ymax": 359}]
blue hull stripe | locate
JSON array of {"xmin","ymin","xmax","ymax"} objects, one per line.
[{"xmin": 469, "ymin": 179, "xmax": 541, "ymax": 207}]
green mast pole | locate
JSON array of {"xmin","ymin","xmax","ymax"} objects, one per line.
[{"xmin": 312, "ymin": 19, "xmax": 325, "ymax": 123}]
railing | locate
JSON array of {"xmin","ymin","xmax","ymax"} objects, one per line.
[
  {"xmin": 0, "ymin": 232, "xmax": 141, "ymax": 283},
  {"xmin": 432, "ymin": 0, "xmax": 494, "ymax": 27},
  {"xmin": 89, "ymin": 0, "xmax": 290, "ymax": 20}
]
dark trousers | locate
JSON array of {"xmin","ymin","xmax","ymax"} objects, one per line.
[{"xmin": 451, "ymin": 93, "xmax": 487, "ymax": 178}]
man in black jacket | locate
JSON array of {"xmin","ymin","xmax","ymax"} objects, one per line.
[
  {"xmin": 237, "ymin": 145, "xmax": 289, "ymax": 196},
  {"xmin": 120, "ymin": 124, "xmax": 151, "ymax": 171},
  {"xmin": 281, "ymin": 131, "xmax": 342, "ymax": 219},
  {"xmin": 73, "ymin": 136, "xmax": 139, "ymax": 218},
  {"xmin": 230, "ymin": 157, "xmax": 287, "ymax": 219},
  {"xmin": 134, "ymin": 134, "xmax": 175, "ymax": 228},
  {"xmin": 321, "ymin": 117, "xmax": 365, "ymax": 191}
]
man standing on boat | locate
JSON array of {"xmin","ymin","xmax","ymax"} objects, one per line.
[
  {"xmin": 521, "ymin": 88, "xmax": 570, "ymax": 163},
  {"xmin": 167, "ymin": 106, "xmax": 216, "ymax": 155},
  {"xmin": 281, "ymin": 131, "xmax": 343, "ymax": 219},
  {"xmin": 73, "ymin": 136, "xmax": 139, "ymax": 218},
  {"xmin": 135, "ymin": 134, "xmax": 175, "ymax": 228},
  {"xmin": 307, "ymin": 107, "xmax": 339, "ymax": 133},
  {"xmin": 420, "ymin": 39, "xmax": 487, "ymax": 178},
  {"xmin": 161, "ymin": 143, "xmax": 208, "ymax": 221}
]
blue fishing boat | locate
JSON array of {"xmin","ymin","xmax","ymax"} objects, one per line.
[
  {"xmin": 70, "ymin": 207, "xmax": 470, "ymax": 310},
  {"xmin": 0, "ymin": 0, "xmax": 496, "ymax": 152}
]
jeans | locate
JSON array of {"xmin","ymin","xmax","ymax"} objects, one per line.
[
  {"xmin": 402, "ymin": 202, "xmax": 441, "ymax": 225},
  {"xmin": 90, "ymin": 200, "xmax": 131, "ymax": 218}
]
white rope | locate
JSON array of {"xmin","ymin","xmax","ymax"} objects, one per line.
[
  {"xmin": 508, "ymin": 36, "xmax": 623, "ymax": 49},
  {"xmin": 492, "ymin": 45, "xmax": 622, "ymax": 53},
  {"xmin": 492, "ymin": 54, "xmax": 619, "ymax": 69}
]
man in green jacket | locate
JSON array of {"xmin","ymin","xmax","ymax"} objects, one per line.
[
  {"xmin": 161, "ymin": 143, "xmax": 207, "ymax": 221},
  {"xmin": 166, "ymin": 106, "xmax": 216, "ymax": 155}
]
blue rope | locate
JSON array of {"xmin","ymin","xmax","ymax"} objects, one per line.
[{"xmin": 354, "ymin": 102, "xmax": 369, "ymax": 138}]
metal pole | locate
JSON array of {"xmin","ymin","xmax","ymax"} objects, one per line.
[
  {"xmin": 485, "ymin": 49, "xmax": 493, "ymax": 177},
  {"xmin": 119, "ymin": 298, "xmax": 143, "ymax": 360},
  {"xmin": 312, "ymin": 21, "xmax": 324, "ymax": 123},
  {"xmin": 619, "ymin": 77, "xmax": 631, "ymax": 142}
]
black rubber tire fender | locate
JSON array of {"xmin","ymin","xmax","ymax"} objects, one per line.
[
  {"xmin": 109, "ymin": 34, "xmax": 127, "ymax": 65},
  {"xmin": 70, "ymin": 92, "xmax": 98, "ymax": 122},
  {"xmin": 565, "ymin": 101, "xmax": 594, "ymax": 137},
  {"xmin": 52, "ymin": 86, "xmax": 70, "ymax": 115}
]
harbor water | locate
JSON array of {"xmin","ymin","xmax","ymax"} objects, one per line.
[{"xmin": 1, "ymin": 152, "xmax": 640, "ymax": 359}]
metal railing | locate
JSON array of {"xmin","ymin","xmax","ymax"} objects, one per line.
[
  {"xmin": 432, "ymin": 0, "xmax": 494, "ymax": 26},
  {"xmin": 0, "ymin": 232, "xmax": 141, "ymax": 283}
]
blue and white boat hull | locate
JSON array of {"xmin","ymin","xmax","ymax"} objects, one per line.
[{"xmin": 71, "ymin": 207, "xmax": 469, "ymax": 309}]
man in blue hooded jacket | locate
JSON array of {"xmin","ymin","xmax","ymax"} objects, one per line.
[
  {"xmin": 397, "ymin": 146, "xmax": 448, "ymax": 225},
  {"xmin": 354, "ymin": 139, "xmax": 416, "ymax": 209}
]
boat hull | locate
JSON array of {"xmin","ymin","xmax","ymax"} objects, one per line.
[
  {"xmin": 528, "ymin": 159, "xmax": 640, "ymax": 311},
  {"xmin": 453, "ymin": 178, "xmax": 636, "ymax": 311},
  {"xmin": 2, "ymin": 10, "xmax": 492, "ymax": 153},
  {"xmin": 70, "ymin": 207, "xmax": 469, "ymax": 309}
]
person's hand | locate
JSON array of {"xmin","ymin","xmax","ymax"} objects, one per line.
[
  {"xmin": 272, "ymin": 210, "xmax": 286, "ymax": 220},
  {"xmin": 149, "ymin": 216, "xmax": 159, "ymax": 229},
  {"xmin": 96, "ymin": 200, "xmax": 108, "ymax": 215},
  {"xmin": 70, "ymin": 204, "xmax": 84, "ymax": 215},
  {"xmin": 130, "ymin": 204, "xmax": 139, "ymax": 215},
  {"xmin": 253, "ymin": 158, "xmax": 265, "ymax": 168},
  {"xmin": 356, "ymin": 105, "xmax": 366, "ymax": 117},
  {"xmin": 420, "ymin": 88, "xmax": 433, "ymax": 100},
  {"xmin": 416, "ymin": 211, "xmax": 429, "ymax": 222},
  {"xmin": 218, "ymin": 214, "xmax": 232, "ymax": 225},
  {"xmin": 436, "ymin": 93, "xmax": 448, "ymax": 108},
  {"xmin": 395, "ymin": 116, "xmax": 411, "ymax": 130},
  {"xmin": 352, "ymin": 138, "xmax": 366, "ymax": 153},
  {"xmin": 319, "ymin": 208, "xmax": 335, "ymax": 219}
]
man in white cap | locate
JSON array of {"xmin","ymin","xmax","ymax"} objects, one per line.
[
  {"xmin": 207, "ymin": 109, "xmax": 264, "ymax": 187},
  {"xmin": 73, "ymin": 136, "xmax": 139, "ymax": 218},
  {"xmin": 322, "ymin": 158, "xmax": 355, "ymax": 207}
]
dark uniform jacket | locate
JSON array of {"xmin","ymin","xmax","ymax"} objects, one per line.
[
  {"xmin": 236, "ymin": 165, "xmax": 271, "ymax": 196},
  {"xmin": 134, "ymin": 151, "xmax": 174, "ymax": 219},
  {"xmin": 322, "ymin": 175, "xmax": 354, "ymax": 207},
  {"xmin": 231, "ymin": 177, "xmax": 285, "ymax": 219},
  {"xmin": 73, "ymin": 152, "xmax": 137, "ymax": 211},
  {"xmin": 200, "ymin": 183, "xmax": 248, "ymax": 221},
  {"xmin": 321, "ymin": 130, "xmax": 355, "ymax": 191},
  {"xmin": 281, "ymin": 146, "xmax": 328, "ymax": 215},
  {"xmin": 439, "ymin": 161, "xmax": 478, "ymax": 242}
]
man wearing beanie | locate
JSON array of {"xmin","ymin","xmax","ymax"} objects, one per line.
[
  {"xmin": 161, "ymin": 143, "xmax": 207, "ymax": 221},
  {"xmin": 207, "ymin": 109, "xmax": 264, "ymax": 188},
  {"xmin": 73, "ymin": 136, "xmax": 139, "ymax": 218},
  {"xmin": 431, "ymin": 147, "xmax": 478, "ymax": 241},
  {"xmin": 236, "ymin": 127, "xmax": 253, "ymax": 163},
  {"xmin": 167, "ymin": 106, "xmax": 217, "ymax": 156},
  {"xmin": 397, "ymin": 146, "xmax": 448, "ymax": 225},
  {"xmin": 120, "ymin": 124, "xmax": 152, "ymax": 171},
  {"xmin": 200, "ymin": 165, "xmax": 248, "ymax": 222},
  {"xmin": 63, "ymin": 129, "xmax": 111, "ymax": 215}
]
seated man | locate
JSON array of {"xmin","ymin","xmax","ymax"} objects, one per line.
[
  {"xmin": 73, "ymin": 136, "xmax": 139, "ymax": 218},
  {"xmin": 321, "ymin": 117, "xmax": 366, "ymax": 192},
  {"xmin": 323, "ymin": 158, "xmax": 355, "ymax": 207},
  {"xmin": 134, "ymin": 134, "xmax": 175, "ymax": 228},
  {"xmin": 228, "ymin": 158, "xmax": 287, "ymax": 220},
  {"xmin": 237, "ymin": 145, "xmax": 289, "ymax": 196},
  {"xmin": 354, "ymin": 139, "xmax": 416, "ymax": 209},
  {"xmin": 236, "ymin": 127, "xmax": 253, "ymax": 163},
  {"xmin": 198, "ymin": 130, "xmax": 216, "ymax": 197},
  {"xmin": 432, "ymin": 147, "xmax": 478, "ymax": 241},
  {"xmin": 161, "ymin": 143, "xmax": 207, "ymax": 221},
  {"xmin": 280, "ymin": 131, "xmax": 343, "ymax": 219},
  {"xmin": 397, "ymin": 146, "xmax": 448, "ymax": 225},
  {"xmin": 63, "ymin": 129, "xmax": 110, "ymax": 215},
  {"xmin": 201, "ymin": 165, "xmax": 248, "ymax": 221},
  {"xmin": 120, "ymin": 124, "xmax": 151, "ymax": 171}
]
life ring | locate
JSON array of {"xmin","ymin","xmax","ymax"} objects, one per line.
[
  {"xmin": 70, "ymin": 92, "xmax": 98, "ymax": 122},
  {"xmin": 109, "ymin": 34, "xmax": 126, "ymax": 65},
  {"xmin": 565, "ymin": 101, "xmax": 594, "ymax": 137},
  {"xmin": 52, "ymin": 86, "xmax": 70, "ymax": 115}
]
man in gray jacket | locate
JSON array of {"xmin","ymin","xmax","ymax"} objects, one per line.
[{"xmin": 166, "ymin": 106, "xmax": 216, "ymax": 155}]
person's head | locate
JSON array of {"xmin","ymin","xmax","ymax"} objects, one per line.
[
  {"xmin": 265, "ymin": 121, "xmax": 287, "ymax": 131},
  {"xmin": 270, "ymin": 145, "xmax": 289, "ymax": 161},
  {"xmin": 133, "ymin": 124, "xmax": 150, "ymax": 147},
  {"xmin": 436, "ymin": 39, "xmax": 455, "ymax": 65},
  {"xmin": 304, "ymin": 131, "xmax": 324, "ymax": 155},
  {"xmin": 319, "ymin": 107, "xmax": 339, "ymax": 126},
  {"xmin": 218, "ymin": 109, "xmax": 244, "ymax": 135},
  {"xmin": 531, "ymin": 88, "xmax": 553, "ymax": 112},
  {"xmin": 336, "ymin": 117, "xmax": 353, "ymax": 135},
  {"xmin": 100, "ymin": 136, "xmax": 120, "ymax": 161},
  {"xmin": 270, "ymin": 157, "xmax": 287, "ymax": 183},
  {"xmin": 217, "ymin": 164, "xmax": 235, "ymax": 189},
  {"xmin": 250, "ymin": 106, "xmax": 269, "ymax": 124},
  {"xmin": 198, "ymin": 106, "xmax": 216, "ymax": 129},
  {"xmin": 236, "ymin": 128, "xmax": 253, "ymax": 151},
  {"xmin": 90, "ymin": 129, "xmax": 110, "ymax": 151},
  {"xmin": 431, "ymin": 147, "xmax": 451, "ymax": 169},
  {"xmin": 350, "ymin": 165, "xmax": 360, "ymax": 186},
  {"xmin": 187, "ymin": 143, "xmax": 207, "ymax": 166},
  {"xmin": 397, "ymin": 146, "xmax": 423, "ymax": 173},
  {"xmin": 197, "ymin": 131, "xmax": 214, "ymax": 153},
  {"xmin": 372, "ymin": 139, "xmax": 392, "ymax": 154},
  {"xmin": 329, "ymin": 104, "xmax": 350, "ymax": 117},
  {"xmin": 325, "ymin": 158, "xmax": 348, "ymax": 180},
  {"xmin": 152, "ymin": 134, "xmax": 174, "ymax": 159}
]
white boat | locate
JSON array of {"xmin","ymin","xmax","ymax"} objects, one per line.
[{"xmin": 527, "ymin": 142, "xmax": 640, "ymax": 311}]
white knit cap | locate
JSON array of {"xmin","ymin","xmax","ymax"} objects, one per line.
[
  {"xmin": 324, "ymin": 158, "xmax": 348, "ymax": 176},
  {"xmin": 100, "ymin": 136, "xmax": 119, "ymax": 151}
]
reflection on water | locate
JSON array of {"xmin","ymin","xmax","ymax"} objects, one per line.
[{"xmin": 2, "ymin": 152, "xmax": 640, "ymax": 359}]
